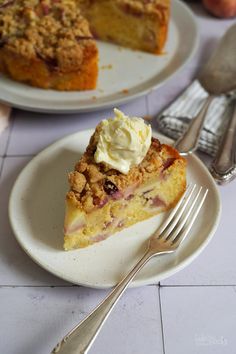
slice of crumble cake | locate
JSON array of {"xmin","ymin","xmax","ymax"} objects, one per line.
[{"xmin": 64, "ymin": 109, "xmax": 186, "ymax": 250}]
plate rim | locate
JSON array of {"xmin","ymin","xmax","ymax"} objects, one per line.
[
  {"xmin": 8, "ymin": 129, "xmax": 221, "ymax": 289},
  {"xmin": 0, "ymin": 0, "xmax": 199, "ymax": 114}
]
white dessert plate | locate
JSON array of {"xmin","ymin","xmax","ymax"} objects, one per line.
[
  {"xmin": 0, "ymin": 0, "xmax": 198, "ymax": 113},
  {"xmin": 9, "ymin": 130, "xmax": 221, "ymax": 289}
]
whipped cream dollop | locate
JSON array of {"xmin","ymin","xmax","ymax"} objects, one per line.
[{"xmin": 94, "ymin": 109, "xmax": 152, "ymax": 174}]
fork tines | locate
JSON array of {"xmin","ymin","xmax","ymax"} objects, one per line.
[{"xmin": 158, "ymin": 184, "xmax": 208, "ymax": 247}]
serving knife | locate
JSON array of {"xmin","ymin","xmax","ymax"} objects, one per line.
[{"xmin": 210, "ymin": 99, "xmax": 236, "ymax": 185}]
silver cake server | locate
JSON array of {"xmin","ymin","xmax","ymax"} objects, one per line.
[{"xmin": 175, "ymin": 23, "xmax": 236, "ymax": 156}]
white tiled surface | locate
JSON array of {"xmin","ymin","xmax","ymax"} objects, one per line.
[
  {"xmin": 161, "ymin": 183, "xmax": 236, "ymax": 286},
  {"xmin": 161, "ymin": 286, "xmax": 236, "ymax": 354},
  {"xmin": 0, "ymin": 286, "xmax": 163, "ymax": 354},
  {"xmin": 7, "ymin": 98, "xmax": 147, "ymax": 156},
  {"xmin": 0, "ymin": 157, "xmax": 68, "ymax": 286},
  {"xmin": 1, "ymin": 3, "xmax": 236, "ymax": 354}
]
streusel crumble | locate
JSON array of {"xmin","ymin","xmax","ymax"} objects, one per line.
[{"xmin": 0, "ymin": 0, "xmax": 98, "ymax": 90}]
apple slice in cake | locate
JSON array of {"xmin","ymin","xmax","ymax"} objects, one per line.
[{"xmin": 64, "ymin": 110, "xmax": 186, "ymax": 250}]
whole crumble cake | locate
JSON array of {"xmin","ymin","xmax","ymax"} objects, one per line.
[
  {"xmin": 0, "ymin": 0, "xmax": 170, "ymax": 90},
  {"xmin": 0, "ymin": 0, "xmax": 98, "ymax": 90}
]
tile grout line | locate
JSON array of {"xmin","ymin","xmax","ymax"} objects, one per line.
[
  {"xmin": 0, "ymin": 285, "xmax": 81, "ymax": 289},
  {"xmin": 0, "ymin": 111, "xmax": 18, "ymax": 179},
  {"xmin": 0, "ymin": 157, "xmax": 3, "ymax": 179},
  {"xmin": 158, "ymin": 285, "xmax": 166, "ymax": 354},
  {"xmin": 0, "ymin": 109, "xmax": 15, "ymax": 178},
  {"xmin": 4, "ymin": 108, "xmax": 15, "ymax": 157},
  {"xmin": 160, "ymin": 284, "xmax": 236, "ymax": 288},
  {"xmin": 145, "ymin": 94, "xmax": 150, "ymax": 117},
  {"xmin": 3, "ymin": 154, "xmax": 36, "ymax": 158},
  {"xmin": 0, "ymin": 284, "xmax": 236, "ymax": 289}
]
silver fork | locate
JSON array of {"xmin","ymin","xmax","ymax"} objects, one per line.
[{"xmin": 51, "ymin": 184, "xmax": 208, "ymax": 354}]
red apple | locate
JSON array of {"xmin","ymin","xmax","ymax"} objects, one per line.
[{"xmin": 202, "ymin": 0, "xmax": 236, "ymax": 18}]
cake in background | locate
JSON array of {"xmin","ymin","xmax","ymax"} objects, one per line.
[
  {"xmin": 0, "ymin": 0, "xmax": 170, "ymax": 90},
  {"xmin": 0, "ymin": 0, "xmax": 98, "ymax": 90},
  {"xmin": 79, "ymin": 0, "xmax": 170, "ymax": 54}
]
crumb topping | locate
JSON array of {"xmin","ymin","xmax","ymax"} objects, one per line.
[
  {"xmin": 0, "ymin": 0, "xmax": 95, "ymax": 70},
  {"xmin": 115, "ymin": 0, "xmax": 169, "ymax": 22},
  {"xmin": 79, "ymin": 0, "xmax": 169, "ymax": 14},
  {"xmin": 67, "ymin": 124, "xmax": 185, "ymax": 213},
  {"xmin": 0, "ymin": 0, "xmax": 168, "ymax": 68},
  {"xmin": 79, "ymin": 0, "xmax": 169, "ymax": 23}
]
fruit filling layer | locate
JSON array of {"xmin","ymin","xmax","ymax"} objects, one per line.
[{"xmin": 64, "ymin": 162, "xmax": 186, "ymax": 250}]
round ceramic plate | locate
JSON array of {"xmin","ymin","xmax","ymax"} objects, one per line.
[
  {"xmin": 9, "ymin": 130, "xmax": 221, "ymax": 289},
  {"xmin": 0, "ymin": 0, "xmax": 198, "ymax": 113}
]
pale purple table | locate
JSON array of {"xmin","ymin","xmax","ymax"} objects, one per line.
[{"xmin": 0, "ymin": 3, "xmax": 236, "ymax": 354}]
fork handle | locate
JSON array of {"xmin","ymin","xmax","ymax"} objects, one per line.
[{"xmin": 51, "ymin": 251, "xmax": 154, "ymax": 354}]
